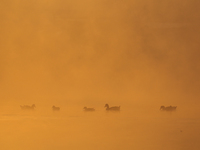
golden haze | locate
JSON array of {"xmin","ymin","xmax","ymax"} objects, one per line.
[{"xmin": 0, "ymin": 0, "xmax": 200, "ymax": 150}]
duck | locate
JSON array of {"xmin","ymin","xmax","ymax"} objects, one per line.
[
  {"xmin": 20, "ymin": 104, "xmax": 36, "ymax": 110},
  {"xmin": 160, "ymin": 105, "xmax": 177, "ymax": 111},
  {"xmin": 52, "ymin": 105, "xmax": 60, "ymax": 111},
  {"xmin": 104, "ymin": 104, "xmax": 120, "ymax": 111},
  {"xmin": 83, "ymin": 107, "xmax": 95, "ymax": 111}
]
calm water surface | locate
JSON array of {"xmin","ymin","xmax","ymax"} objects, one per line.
[{"xmin": 0, "ymin": 106, "xmax": 200, "ymax": 150}]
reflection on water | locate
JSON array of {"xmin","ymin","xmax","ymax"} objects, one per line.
[{"xmin": 0, "ymin": 106, "xmax": 200, "ymax": 150}]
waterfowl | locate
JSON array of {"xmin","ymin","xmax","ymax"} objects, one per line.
[
  {"xmin": 83, "ymin": 107, "xmax": 95, "ymax": 111},
  {"xmin": 52, "ymin": 105, "xmax": 60, "ymax": 111},
  {"xmin": 20, "ymin": 104, "xmax": 36, "ymax": 110},
  {"xmin": 104, "ymin": 104, "xmax": 120, "ymax": 111},
  {"xmin": 160, "ymin": 105, "xmax": 177, "ymax": 111}
]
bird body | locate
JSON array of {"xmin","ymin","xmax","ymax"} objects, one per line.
[
  {"xmin": 52, "ymin": 105, "xmax": 60, "ymax": 111},
  {"xmin": 83, "ymin": 107, "xmax": 95, "ymax": 111},
  {"xmin": 105, "ymin": 104, "xmax": 120, "ymax": 111},
  {"xmin": 20, "ymin": 104, "xmax": 36, "ymax": 110},
  {"xmin": 160, "ymin": 105, "xmax": 177, "ymax": 111}
]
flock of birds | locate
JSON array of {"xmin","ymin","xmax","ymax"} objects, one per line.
[
  {"xmin": 20, "ymin": 104, "xmax": 177, "ymax": 112},
  {"xmin": 20, "ymin": 104, "xmax": 121, "ymax": 112}
]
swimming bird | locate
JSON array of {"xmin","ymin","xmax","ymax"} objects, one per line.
[
  {"xmin": 83, "ymin": 107, "xmax": 95, "ymax": 111},
  {"xmin": 104, "ymin": 104, "xmax": 120, "ymax": 111},
  {"xmin": 160, "ymin": 105, "xmax": 177, "ymax": 111},
  {"xmin": 20, "ymin": 104, "xmax": 36, "ymax": 110},
  {"xmin": 52, "ymin": 105, "xmax": 60, "ymax": 111}
]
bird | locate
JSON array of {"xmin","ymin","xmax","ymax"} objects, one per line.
[
  {"xmin": 20, "ymin": 104, "xmax": 36, "ymax": 110},
  {"xmin": 52, "ymin": 105, "xmax": 60, "ymax": 111},
  {"xmin": 83, "ymin": 107, "xmax": 95, "ymax": 111},
  {"xmin": 104, "ymin": 104, "xmax": 120, "ymax": 111},
  {"xmin": 160, "ymin": 105, "xmax": 177, "ymax": 111}
]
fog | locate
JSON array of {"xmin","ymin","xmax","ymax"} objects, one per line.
[{"xmin": 1, "ymin": 0, "xmax": 200, "ymax": 149}]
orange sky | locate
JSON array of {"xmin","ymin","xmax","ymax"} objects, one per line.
[{"xmin": 0, "ymin": 0, "xmax": 200, "ymax": 107}]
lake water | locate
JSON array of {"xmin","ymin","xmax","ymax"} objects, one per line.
[{"xmin": 1, "ymin": 105, "xmax": 200, "ymax": 150}]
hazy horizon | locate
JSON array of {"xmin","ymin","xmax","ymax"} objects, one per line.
[
  {"xmin": 1, "ymin": 1, "xmax": 200, "ymax": 149},
  {"xmin": 1, "ymin": 0, "xmax": 200, "ymax": 107}
]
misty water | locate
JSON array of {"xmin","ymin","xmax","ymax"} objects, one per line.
[
  {"xmin": 1, "ymin": 105, "xmax": 200, "ymax": 150},
  {"xmin": 1, "ymin": 0, "xmax": 200, "ymax": 149}
]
